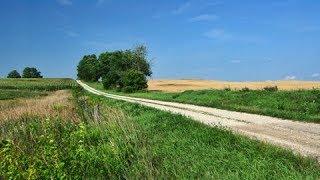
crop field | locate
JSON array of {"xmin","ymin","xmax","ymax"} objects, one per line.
[
  {"xmin": 87, "ymin": 81, "xmax": 320, "ymax": 123},
  {"xmin": 148, "ymin": 79, "xmax": 320, "ymax": 92},
  {"xmin": 0, "ymin": 78, "xmax": 77, "ymax": 91},
  {"xmin": 1, "ymin": 79, "xmax": 320, "ymax": 179}
]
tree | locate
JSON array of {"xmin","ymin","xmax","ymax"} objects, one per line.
[
  {"xmin": 97, "ymin": 45, "xmax": 151, "ymax": 91},
  {"xmin": 7, "ymin": 70, "xmax": 21, "ymax": 78},
  {"xmin": 77, "ymin": 55, "xmax": 99, "ymax": 82},
  {"xmin": 132, "ymin": 45, "xmax": 152, "ymax": 76},
  {"xmin": 22, "ymin": 67, "xmax": 43, "ymax": 78},
  {"xmin": 121, "ymin": 69, "xmax": 148, "ymax": 92},
  {"xmin": 101, "ymin": 71, "xmax": 120, "ymax": 89}
]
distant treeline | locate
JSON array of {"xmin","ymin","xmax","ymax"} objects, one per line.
[
  {"xmin": 77, "ymin": 45, "xmax": 152, "ymax": 92},
  {"xmin": 7, "ymin": 67, "xmax": 43, "ymax": 78}
]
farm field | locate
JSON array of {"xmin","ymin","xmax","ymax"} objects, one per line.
[
  {"xmin": 86, "ymin": 81, "xmax": 320, "ymax": 123},
  {"xmin": 1, "ymin": 78, "xmax": 319, "ymax": 178},
  {"xmin": 0, "ymin": 78, "xmax": 77, "ymax": 91},
  {"xmin": 148, "ymin": 79, "xmax": 320, "ymax": 92}
]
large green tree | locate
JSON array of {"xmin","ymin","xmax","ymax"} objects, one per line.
[
  {"xmin": 98, "ymin": 45, "xmax": 151, "ymax": 91},
  {"xmin": 7, "ymin": 70, "xmax": 21, "ymax": 78},
  {"xmin": 77, "ymin": 54, "xmax": 99, "ymax": 82},
  {"xmin": 22, "ymin": 67, "xmax": 43, "ymax": 78},
  {"xmin": 77, "ymin": 45, "xmax": 152, "ymax": 92}
]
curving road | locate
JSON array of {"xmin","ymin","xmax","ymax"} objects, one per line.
[{"xmin": 77, "ymin": 80, "xmax": 320, "ymax": 162}]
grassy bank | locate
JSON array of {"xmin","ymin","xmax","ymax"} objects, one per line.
[
  {"xmin": 1, "ymin": 79, "xmax": 320, "ymax": 178},
  {"xmin": 86, "ymin": 82, "xmax": 320, "ymax": 123}
]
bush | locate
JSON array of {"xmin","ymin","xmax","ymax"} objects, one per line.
[
  {"xmin": 121, "ymin": 70, "xmax": 147, "ymax": 93},
  {"xmin": 263, "ymin": 86, "xmax": 278, "ymax": 92},
  {"xmin": 7, "ymin": 70, "xmax": 21, "ymax": 78},
  {"xmin": 22, "ymin": 67, "xmax": 42, "ymax": 78}
]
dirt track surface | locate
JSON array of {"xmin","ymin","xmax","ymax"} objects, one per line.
[
  {"xmin": 78, "ymin": 80, "xmax": 320, "ymax": 162},
  {"xmin": 148, "ymin": 79, "xmax": 320, "ymax": 92}
]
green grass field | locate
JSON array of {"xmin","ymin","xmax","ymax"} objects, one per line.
[
  {"xmin": 1, "ymin": 79, "xmax": 319, "ymax": 179},
  {"xmin": 86, "ymin": 82, "xmax": 320, "ymax": 123},
  {"xmin": 0, "ymin": 78, "xmax": 77, "ymax": 91}
]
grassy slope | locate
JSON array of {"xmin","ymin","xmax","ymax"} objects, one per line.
[
  {"xmin": 86, "ymin": 82, "xmax": 320, "ymax": 123},
  {"xmin": 95, "ymin": 94, "xmax": 320, "ymax": 179}
]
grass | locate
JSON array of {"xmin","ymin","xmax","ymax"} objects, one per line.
[
  {"xmin": 86, "ymin": 81, "xmax": 320, "ymax": 123},
  {"xmin": 0, "ymin": 78, "xmax": 77, "ymax": 91},
  {"xmin": 1, "ymin": 79, "xmax": 320, "ymax": 178},
  {"xmin": 0, "ymin": 89, "xmax": 48, "ymax": 100},
  {"xmin": 87, "ymin": 93, "xmax": 320, "ymax": 179}
]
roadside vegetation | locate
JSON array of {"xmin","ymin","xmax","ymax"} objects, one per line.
[
  {"xmin": 86, "ymin": 82, "xmax": 320, "ymax": 123},
  {"xmin": 1, "ymin": 78, "xmax": 319, "ymax": 179}
]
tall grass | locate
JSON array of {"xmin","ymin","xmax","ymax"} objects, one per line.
[{"xmin": 0, "ymin": 89, "xmax": 154, "ymax": 179}]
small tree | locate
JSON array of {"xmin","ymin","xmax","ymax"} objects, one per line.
[
  {"xmin": 22, "ymin": 67, "xmax": 43, "ymax": 78},
  {"xmin": 77, "ymin": 55, "xmax": 99, "ymax": 82},
  {"xmin": 7, "ymin": 70, "xmax": 21, "ymax": 78},
  {"xmin": 121, "ymin": 69, "xmax": 147, "ymax": 92}
]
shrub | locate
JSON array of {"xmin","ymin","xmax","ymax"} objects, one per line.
[
  {"xmin": 263, "ymin": 86, "xmax": 278, "ymax": 92},
  {"xmin": 22, "ymin": 67, "xmax": 42, "ymax": 78},
  {"xmin": 121, "ymin": 70, "xmax": 147, "ymax": 93},
  {"xmin": 7, "ymin": 70, "xmax": 21, "ymax": 78},
  {"xmin": 223, "ymin": 87, "xmax": 231, "ymax": 91}
]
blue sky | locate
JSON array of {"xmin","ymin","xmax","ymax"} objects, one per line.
[{"xmin": 0, "ymin": 0, "xmax": 319, "ymax": 81}]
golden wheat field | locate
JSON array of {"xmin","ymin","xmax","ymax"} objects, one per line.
[{"xmin": 148, "ymin": 79, "xmax": 320, "ymax": 92}]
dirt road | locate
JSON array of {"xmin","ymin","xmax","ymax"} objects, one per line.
[{"xmin": 77, "ymin": 80, "xmax": 320, "ymax": 162}]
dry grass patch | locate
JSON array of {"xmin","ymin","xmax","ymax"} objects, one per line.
[{"xmin": 0, "ymin": 90, "xmax": 78, "ymax": 123}]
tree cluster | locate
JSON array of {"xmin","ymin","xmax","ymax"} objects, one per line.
[
  {"xmin": 77, "ymin": 45, "xmax": 152, "ymax": 92},
  {"xmin": 7, "ymin": 67, "xmax": 43, "ymax": 78}
]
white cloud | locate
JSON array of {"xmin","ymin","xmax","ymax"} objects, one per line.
[
  {"xmin": 173, "ymin": 2, "xmax": 191, "ymax": 14},
  {"xmin": 284, "ymin": 75, "xmax": 296, "ymax": 80},
  {"xmin": 189, "ymin": 14, "xmax": 219, "ymax": 22},
  {"xmin": 203, "ymin": 29, "xmax": 232, "ymax": 40},
  {"xmin": 311, "ymin": 73, "xmax": 320, "ymax": 78},
  {"xmin": 57, "ymin": 0, "xmax": 72, "ymax": 6}
]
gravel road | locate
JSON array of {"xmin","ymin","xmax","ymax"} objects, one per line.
[{"xmin": 77, "ymin": 80, "xmax": 320, "ymax": 162}]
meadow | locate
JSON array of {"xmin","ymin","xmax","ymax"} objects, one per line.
[
  {"xmin": 1, "ymin": 78, "xmax": 320, "ymax": 179},
  {"xmin": 87, "ymin": 82, "xmax": 320, "ymax": 123}
]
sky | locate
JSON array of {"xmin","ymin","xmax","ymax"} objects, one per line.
[{"xmin": 0, "ymin": 0, "xmax": 319, "ymax": 81}]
